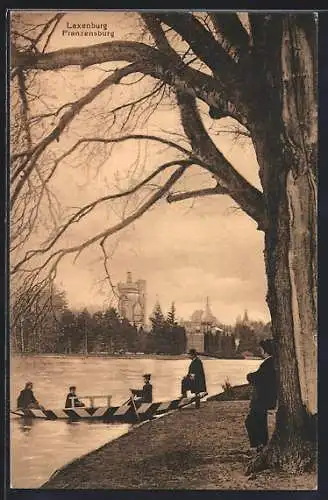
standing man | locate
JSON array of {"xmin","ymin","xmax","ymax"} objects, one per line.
[
  {"xmin": 181, "ymin": 349, "xmax": 207, "ymax": 408},
  {"xmin": 245, "ymin": 339, "xmax": 277, "ymax": 453}
]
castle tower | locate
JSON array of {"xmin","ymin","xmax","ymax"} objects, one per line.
[
  {"xmin": 117, "ymin": 272, "xmax": 146, "ymax": 327},
  {"xmin": 202, "ymin": 296, "xmax": 217, "ymax": 325}
]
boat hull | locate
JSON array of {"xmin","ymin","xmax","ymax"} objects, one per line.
[{"xmin": 11, "ymin": 393, "xmax": 207, "ymax": 422}]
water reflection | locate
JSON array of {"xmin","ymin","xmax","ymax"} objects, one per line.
[
  {"xmin": 18, "ymin": 416, "xmax": 34, "ymax": 434},
  {"xmin": 66, "ymin": 419, "xmax": 80, "ymax": 426}
]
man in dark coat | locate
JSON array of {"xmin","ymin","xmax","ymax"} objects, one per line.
[
  {"xmin": 245, "ymin": 339, "xmax": 277, "ymax": 452},
  {"xmin": 65, "ymin": 386, "xmax": 85, "ymax": 408},
  {"xmin": 131, "ymin": 374, "xmax": 153, "ymax": 403},
  {"xmin": 17, "ymin": 382, "xmax": 43, "ymax": 409},
  {"xmin": 181, "ymin": 349, "xmax": 207, "ymax": 408}
]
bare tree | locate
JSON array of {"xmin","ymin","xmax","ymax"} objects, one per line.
[{"xmin": 10, "ymin": 12, "xmax": 317, "ymax": 472}]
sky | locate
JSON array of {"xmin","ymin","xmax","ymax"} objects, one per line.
[{"xmin": 11, "ymin": 11, "xmax": 270, "ymax": 325}]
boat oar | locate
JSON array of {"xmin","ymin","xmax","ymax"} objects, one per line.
[{"xmin": 129, "ymin": 390, "xmax": 141, "ymax": 422}]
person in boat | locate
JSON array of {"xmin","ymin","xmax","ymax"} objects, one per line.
[
  {"xmin": 245, "ymin": 338, "xmax": 277, "ymax": 453},
  {"xmin": 130, "ymin": 373, "xmax": 153, "ymax": 403},
  {"xmin": 181, "ymin": 349, "xmax": 207, "ymax": 409},
  {"xmin": 65, "ymin": 386, "xmax": 85, "ymax": 408},
  {"xmin": 17, "ymin": 382, "xmax": 44, "ymax": 410}
]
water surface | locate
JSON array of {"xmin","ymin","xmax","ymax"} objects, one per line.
[{"xmin": 10, "ymin": 355, "xmax": 261, "ymax": 488}]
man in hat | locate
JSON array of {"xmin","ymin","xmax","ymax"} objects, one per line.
[
  {"xmin": 17, "ymin": 382, "xmax": 44, "ymax": 410},
  {"xmin": 245, "ymin": 338, "xmax": 277, "ymax": 453},
  {"xmin": 181, "ymin": 349, "xmax": 207, "ymax": 408},
  {"xmin": 130, "ymin": 373, "xmax": 153, "ymax": 403}
]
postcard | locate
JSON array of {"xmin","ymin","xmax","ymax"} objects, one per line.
[{"xmin": 8, "ymin": 10, "xmax": 317, "ymax": 491}]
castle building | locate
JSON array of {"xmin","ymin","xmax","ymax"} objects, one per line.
[
  {"xmin": 183, "ymin": 298, "xmax": 235, "ymax": 356},
  {"xmin": 117, "ymin": 272, "xmax": 146, "ymax": 327},
  {"xmin": 183, "ymin": 297, "xmax": 218, "ymax": 352}
]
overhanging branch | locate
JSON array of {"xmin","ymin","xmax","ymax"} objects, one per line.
[
  {"xmin": 12, "ymin": 40, "xmax": 248, "ymax": 126},
  {"xmin": 11, "ymin": 61, "xmax": 144, "ymax": 206},
  {"xmin": 167, "ymin": 185, "xmax": 227, "ymax": 203},
  {"xmin": 12, "ymin": 163, "xmax": 189, "ymax": 278},
  {"xmin": 13, "ymin": 159, "xmax": 193, "ymax": 273},
  {"xmin": 210, "ymin": 13, "xmax": 250, "ymax": 63},
  {"xmin": 141, "ymin": 14, "xmax": 176, "ymax": 56},
  {"xmin": 176, "ymin": 90, "xmax": 266, "ymax": 230}
]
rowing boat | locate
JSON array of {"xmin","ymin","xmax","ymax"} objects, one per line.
[{"xmin": 10, "ymin": 393, "xmax": 207, "ymax": 422}]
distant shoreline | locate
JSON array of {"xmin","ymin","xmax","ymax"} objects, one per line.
[{"xmin": 11, "ymin": 353, "xmax": 261, "ymax": 361}]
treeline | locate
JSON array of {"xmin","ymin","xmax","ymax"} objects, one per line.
[
  {"xmin": 11, "ymin": 286, "xmax": 187, "ymax": 355},
  {"xmin": 234, "ymin": 311, "xmax": 272, "ymax": 356},
  {"xmin": 203, "ymin": 309, "xmax": 272, "ymax": 358},
  {"xmin": 148, "ymin": 302, "xmax": 187, "ymax": 355},
  {"xmin": 204, "ymin": 320, "xmax": 272, "ymax": 358},
  {"xmin": 11, "ymin": 282, "xmax": 269, "ymax": 357},
  {"xmin": 204, "ymin": 329, "xmax": 236, "ymax": 358}
]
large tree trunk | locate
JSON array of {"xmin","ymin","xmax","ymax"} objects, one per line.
[
  {"xmin": 249, "ymin": 14, "xmax": 317, "ymax": 473},
  {"xmin": 262, "ymin": 165, "xmax": 317, "ymax": 473}
]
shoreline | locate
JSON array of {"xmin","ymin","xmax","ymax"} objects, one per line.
[
  {"xmin": 42, "ymin": 400, "xmax": 316, "ymax": 490},
  {"xmin": 11, "ymin": 353, "xmax": 249, "ymax": 360}
]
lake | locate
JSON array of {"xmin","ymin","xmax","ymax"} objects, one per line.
[{"xmin": 10, "ymin": 355, "xmax": 261, "ymax": 488}]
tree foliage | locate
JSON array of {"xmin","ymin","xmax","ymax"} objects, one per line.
[
  {"xmin": 148, "ymin": 300, "xmax": 187, "ymax": 354},
  {"xmin": 11, "ymin": 282, "xmax": 67, "ymax": 352}
]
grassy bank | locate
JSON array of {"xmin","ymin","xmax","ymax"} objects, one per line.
[{"xmin": 42, "ymin": 401, "xmax": 316, "ymax": 490}]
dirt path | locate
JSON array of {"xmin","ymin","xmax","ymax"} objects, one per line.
[{"xmin": 42, "ymin": 401, "xmax": 316, "ymax": 490}]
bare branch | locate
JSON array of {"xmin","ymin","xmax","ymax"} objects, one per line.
[
  {"xmin": 34, "ymin": 14, "xmax": 65, "ymax": 51},
  {"xmin": 210, "ymin": 13, "xmax": 251, "ymax": 63},
  {"xmin": 141, "ymin": 14, "xmax": 177, "ymax": 57},
  {"xmin": 156, "ymin": 14, "xmax": 244, "ymax": 90},
  {"xmin": 12, "ymin": 159, "xmax": 193, "ymax": 274},
  {"xmin": 167, "ymin": 185, "xmax": 227, "ymax": 203},
  {"xmin": 176, "ymin": 90, "xmax": 266, "ymax": 229},
  {"xmin": 16, "ymin": 69, "xmax": 32, "ymax": 148},
  {"xmin": 38, "ymin": 134, "xmax": 193, "ymax": 166},
  {"xmin": 41, "ymin": 14, "xmax": 65, "ymax": 53},
  {"xmin": 16, "ymin": 165, "xmax": 188, "ymax": 283},
  {"xmin": 100, "ymin": 238, "xmax": 119, "ymax": 299},
  {"xmin": 11, "ymin": 39, "xmax": 248, "ymax": 125},
  {"xmin": 11, "ymin": 61, "xmax": 144, "ymax": 204}
]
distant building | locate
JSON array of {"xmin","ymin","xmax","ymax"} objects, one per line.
[
  {"xmin": 183, "ymin": 298, "xmax": 235, "ymax": 356},
  {"xmin": 117, "ymin": 272, "xmax": 146, "ymax": 328},
  {"xmin": 183, "ymin": 298, "xmax": 218, "ymax": 352},
  {"xmin": 183, "ymin": 321, "xmax": 204, "ymax": 352}
]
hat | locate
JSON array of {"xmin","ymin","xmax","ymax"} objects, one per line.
[
  {"xmin": 259, "ymin": 339, "xmax": 275, "ymax": 355},
  {"xmin": 143, "ymin": 373, "xmax": 151, "ymax": 378},
  {"xmin": 188, "ymin": 348, "xmax": 197, "ymax": 356}
]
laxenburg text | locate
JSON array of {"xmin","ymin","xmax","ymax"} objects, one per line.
[
  {"xmin": 66, "ymin": 22, "xmax": 109, "ymax": 30},
  {"xmin": 62, "ymin": 22, "xmax": 114, "ymax": 37}
]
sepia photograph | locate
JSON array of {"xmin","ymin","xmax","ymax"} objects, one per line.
[{"xmin": 9, "ymin": 10, "xmax": 317, "ymax": 490}]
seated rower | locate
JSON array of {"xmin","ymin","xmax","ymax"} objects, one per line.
[
  {"xmin": 17, "ymin": 381, "xmax": 44, "ymax": 410},
  {"xmin": 130, "ymin": 373, "xmax": 153, "ymax": 403},
  {"xmin": 65, "ymin": 386, "xmax": 85, "ymax": 408}
]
